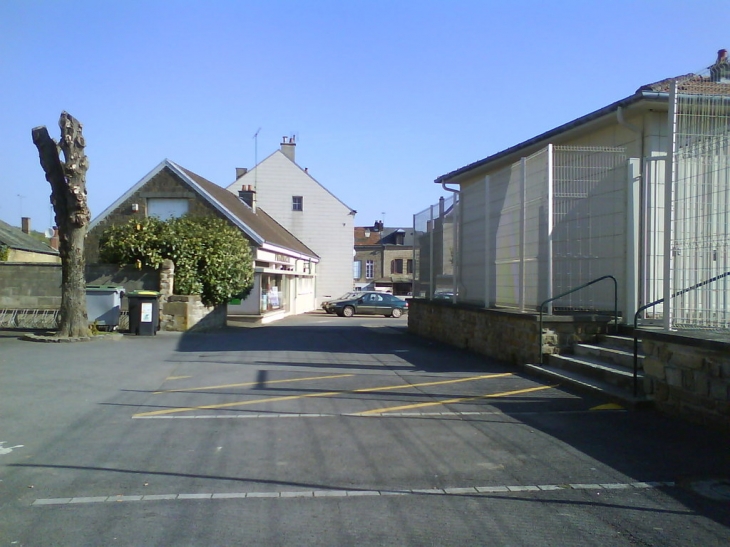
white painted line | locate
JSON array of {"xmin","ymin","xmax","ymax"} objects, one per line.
[
  {"xmin": 506, "ymin": 485, "xmax": 540, "ymax": 492},
  {"xmin": 475, "ymin": 486, "xmax": 509, "ymax": 493},
  {"xmin": 111, "ymin": 495, "xmax": 143, "ymax": 502},
  {"xmin": 443, "ymin": 487, "xmax": 477, "ymax": 494},
  {"xmin": 31, "ymin": 481, "xmax": 676, "ymax": 506},
  {"xmin": 33, "ymin": 498, "xmax": 72, "ymax": 505},
  {"xmin": 313, "ymin": 490, "xmax": 348, "ymax": 497},
  {"xmin": 280, "ymin": 491, "xmax": 313, "ymax": 498},
  {"xmin": 69, "ymin": 497, "xmax": 108, "ymax": 504}
]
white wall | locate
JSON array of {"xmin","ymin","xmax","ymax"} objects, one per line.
[{"xmin": 228, "ymin": 151, "xmax": 354, "ymax": 304}]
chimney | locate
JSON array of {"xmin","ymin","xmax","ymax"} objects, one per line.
[
  {"xmin": 21, "ymin": 217, "xmax": 31, "ymax": 234},
  {"xmin": 281, "ymin": 135, "xmax": 296, "ymax": 162},
  {"xmin": 50, "ymin": 227, "xmax": 60, "ymax": 251},
  {"xmin": 235, "ymin": 167, "xmax": 248, "ymax": 179},
  {"xmin": 238, "ymin": 184, "xmax": 257, "ymax": 212}
]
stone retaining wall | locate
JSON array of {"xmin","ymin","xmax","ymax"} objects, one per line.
[
  {"xmin": 641, "ymin": 330, "xmax": 730, "ymax": 430},
  {"xmin": 161, "ymin": 295, "xmax": 227, "ymax": 332},
  {"xmin": 407, "ymin": 299, "xmax": 610, "ymax": 366}
]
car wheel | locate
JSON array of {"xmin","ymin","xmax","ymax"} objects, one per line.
[
  {"xmin": 342, "ymin": 306, "xmax": 355, "ymax": 317},
  {"xmin": 391, "ymin": 308, "xmax": 402, "ymax": 318}
]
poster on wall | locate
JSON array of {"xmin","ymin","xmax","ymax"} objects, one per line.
[{"xmin": 269, "ymin": 287, "xmax": 280, "ymax": 308}]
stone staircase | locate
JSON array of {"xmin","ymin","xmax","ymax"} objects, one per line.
[{"xmin": 524, "ymin": 332, "xmax": 654, "ymax": 409}]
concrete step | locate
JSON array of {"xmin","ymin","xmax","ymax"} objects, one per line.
[
  {"xmin": 597, "ymin": 334, "xmax": 640, "ymax": 352},
  {"xmin": 523, "ymin": 363, "xmax": 653, "ymax": 410},
  {"xmin": 573, "ymin": 342, "xmax": 644, "ymax": 370},
  {"xmin": 547, "ymin": 353, "xmax": 645, "ymax": 393}
]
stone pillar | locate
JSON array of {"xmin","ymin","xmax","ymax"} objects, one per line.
[{"xmin": 159, "ymin": 259, "xmax": 174, "ymax": 305}]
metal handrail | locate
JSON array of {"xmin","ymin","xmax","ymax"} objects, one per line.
[
  {"xmin": 632, "ymin": 270, "xmax": 730, "ymax": 397},
  {"xmin": 538, "ymin": 275, "xmax": 618, "ymax": 364}
]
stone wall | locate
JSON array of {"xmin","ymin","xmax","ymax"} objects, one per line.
[
  {"xmin": 161, "ymin": 295, "xmax": 227, "ymax": 332},
  {"xmin": 407, "ymin": 299, "xmax": 610, "ymax": 366},
  {"xmin": 0, "ymin": 263, "xmax": 62, "ymax": 309},
  {"xmin": 0, "ymin": 263, "xmax": 159, "ymax": 310},
  {"xmin": 641, "ymin": 330, "xmax": 730, "ymax": 430}
]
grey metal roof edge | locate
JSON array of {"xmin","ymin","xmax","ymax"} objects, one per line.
[{"xmin": 434, "ymin": 91, "xmax": 667, "ymax": 184}]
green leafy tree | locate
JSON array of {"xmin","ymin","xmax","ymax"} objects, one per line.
[{"xmin": 99, "ymin": 216, "xmax": 254, "ymax": 306}]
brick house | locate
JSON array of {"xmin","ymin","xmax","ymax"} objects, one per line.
[
  {"xmin": 353, "ymin": 221, "xmax": 414, "ymax": 295},
  {"xmin": 87, "ymin": 159, "xmax": 319, "ymax": 322}
]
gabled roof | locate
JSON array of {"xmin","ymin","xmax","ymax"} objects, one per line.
[
  {"xmin": 0, "ymin": 218, "xmax": 58, "ymax": 255},
  {"xmin": 90, "ymin": 159, "xmax": 318, "ymax": 261},
  {"xmin": 230, "ymin": 149, "xmax": 357, "ymax": 215}
]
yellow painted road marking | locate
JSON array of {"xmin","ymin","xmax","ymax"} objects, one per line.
[
  {"xmin": 355, "ymin": 384, "xmax": 558, "ymax": 415},
  {"xmin": 154, "ymin": 374, "xmax": 354, "ymax": 394},
  {"xmin": 590, "ymin": 403, "xmax": 624, "ymax": 411},
  {"xmin": 134, "ymin": 373, "xmax": 514, "ymax": 417}
]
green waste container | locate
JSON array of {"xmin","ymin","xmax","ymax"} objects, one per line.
[
  {"xmin": 127, "ymin": 290, "xmax": 161, "ymax": 336},
  {"xmin": 86, "ymin": 285, "xmax": 125, "ymax": 330}
]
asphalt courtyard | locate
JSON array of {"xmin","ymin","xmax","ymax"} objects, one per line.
[{"xmin": 1, "ymin": 312, "xmax": 729, "ymax": 546}]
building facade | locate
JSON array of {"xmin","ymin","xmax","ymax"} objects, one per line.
[
  {"xmin": 226, "ymin": 137, "xmax": 355, "ymax": 304},
  {"xmin": 354, "ymin": 221, "xmax": 414, "ymax": 295},
  {"xmin": 87, "ymin": 160, "xmax": 319, "ymax": 323}
]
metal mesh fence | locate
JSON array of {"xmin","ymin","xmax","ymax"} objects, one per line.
[
  {"xmin": 667, "ymin": 74, "xmax": 730, "ymax": 328},
  {"xmin": 413, "ymin": 194, "xmax": 457, "ymax": 300},
  {"xmin": 419, "ymin": 145, "xmax": 627, "ymax": 312}
]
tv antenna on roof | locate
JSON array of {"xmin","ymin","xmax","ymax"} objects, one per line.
[{"xmin": 253, "ymin": 127, "xmax": 261, "ymax": 189}]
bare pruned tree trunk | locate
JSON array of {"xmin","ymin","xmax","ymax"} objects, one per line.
[{"xmin": 32, "ymin": 112, "xmax": 91, "ymax": 338}]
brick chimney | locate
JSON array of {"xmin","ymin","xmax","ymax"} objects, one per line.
[
  {"xmin": 50, "ymin": 227, "xmax": 60, "ymax": 251},
  {"xmin": 281, "ymin": 135, "xmax": 296, "ymax": 162},
  {"xmin": 239, "ymin": 184, "xmax": 257, "ymax": 212},
  {"xmin": 21, "ymin": 217, "xmax": 31, "ymax": 234}
]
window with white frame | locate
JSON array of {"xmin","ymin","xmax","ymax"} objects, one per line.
[
  {"xmin": 292, "ymin": 196, "xmax": 303, "ymax": 211},
  {"xmin": 365, "ymin": 260, "xmax": 374, "ymax": 279},
  {"xmin": 147, "ymin": 198, "xmax": 189, "ymax": 219},
  {"xmin": 353, "ymin": 260, "xmax": 362, "ymax": 279}
]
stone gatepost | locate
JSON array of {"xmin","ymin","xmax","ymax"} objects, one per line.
[{"xmin": 159, "ymin": 259, "xmax": 174, "ymax": 305}]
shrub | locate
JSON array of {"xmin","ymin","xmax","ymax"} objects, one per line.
[{"xmin": 99, "ymin": 216, "xmax": 254, "ymax": 306}]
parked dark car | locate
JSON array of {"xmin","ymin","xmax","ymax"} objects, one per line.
[
  {"xmin": 332, "ymin": 292, "xmax": 408, "ymax": 318},
  {"xmin": 321, "ymin": 292, "xmax": 363, "ymax": 314}
]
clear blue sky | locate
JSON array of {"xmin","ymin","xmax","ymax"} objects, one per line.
[{"xmin": 1, "ymin": 0, "xmax": 727, "ymax": 231}]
